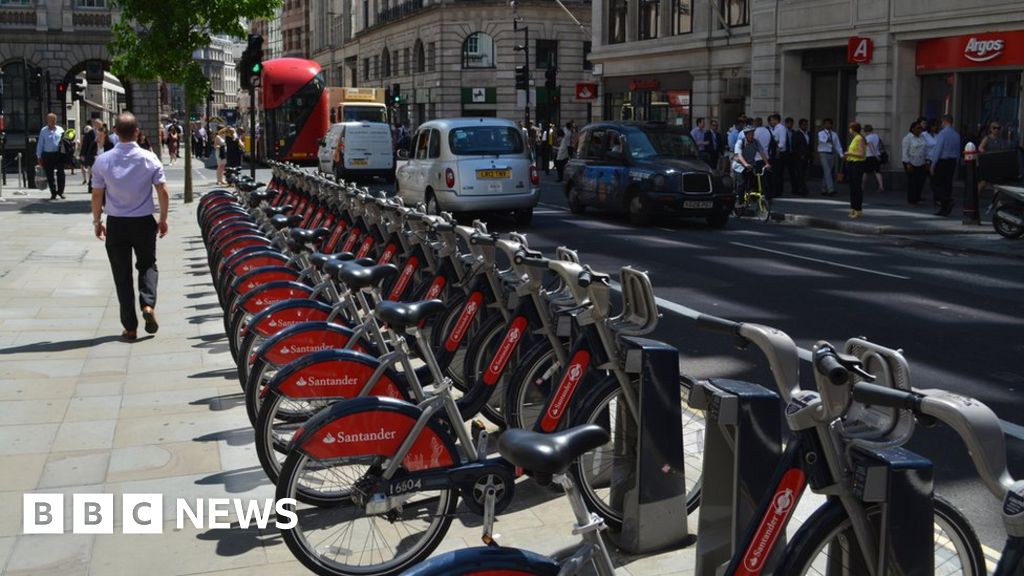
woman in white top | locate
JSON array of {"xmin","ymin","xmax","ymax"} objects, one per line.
[
  {"xmin": 900, "ymin": 121, "xmax": 929, "ymax": 206},
  {"xmin": 862, "ymin": 124, "xmax": 885, "ymax": 193},
  {"xmin": 213, "ymin": 127, "xmax": 228, "ymax": 186}
]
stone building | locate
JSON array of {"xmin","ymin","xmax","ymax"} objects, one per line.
[
  {"xmin": 309, "ymin": 0, "xmax": 594, "ymax": 130},
  {"xmin": 589, "ymin": 0, "xmax": 1024, "ymax": 152},
  {"xmin": 0, "ymin": 1, "xmax": 161, "ymax": 164}
]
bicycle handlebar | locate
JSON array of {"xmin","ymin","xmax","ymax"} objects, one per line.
[
  {"xmin": 695, "ymin": 314, "xmax": 741, "ymax": 336},
  {"xmin": 813, "ymin": 348, "xmax": 849, "ymax": 387}
]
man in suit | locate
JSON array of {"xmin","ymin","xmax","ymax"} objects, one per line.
[
  {"xmin": 788, "ymin": 117, "xmax": 811, "ymax": 196},
  {"xmin": 704, "ymin": 120, "xmax": 724, "ymax": 169}
]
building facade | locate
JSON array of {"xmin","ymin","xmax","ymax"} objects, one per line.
[
  {"xmin": 0, "ymin": 0, "xmax": 161, "ymax": 163},
  {"xmin": 281, "ymin": 0, "xmax": 310, "ymax": 58},
  {"xmin": 590, "ymin": 0, "xmax": 1024, "ymax": 153},
  {"xmin": 307, "ymin": 0, "xmax": 594, "ymax": 131}
]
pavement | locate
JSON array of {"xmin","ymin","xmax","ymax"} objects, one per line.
[{"xmin": 0, "ymin": 160, "xmax": 1013, "ymax": 574}]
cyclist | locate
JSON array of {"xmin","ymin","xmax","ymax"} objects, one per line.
[{"xmin": 731, "ymin": 126, "xmax": 770, "ymax": 195}]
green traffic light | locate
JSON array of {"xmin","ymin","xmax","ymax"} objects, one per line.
[{"xmin": 251, "ymin": 62, "xmax": 262, "ymax": 74}]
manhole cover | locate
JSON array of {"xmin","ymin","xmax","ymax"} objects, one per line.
[{"xmin": 24, "ymin": 249, "xmax": 87, "ymax": 263}]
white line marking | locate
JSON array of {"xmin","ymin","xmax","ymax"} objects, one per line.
[
  {"xmin": 731, "ymin": 242, "xmax": 911, "ymax": 280},
  {"xmin": 609, "ymin": 280, "xmax": 1024, "ymax": 440},
  {"xmin": 538, "ymin": 202, "xmax": 568, "ymax": 212}
]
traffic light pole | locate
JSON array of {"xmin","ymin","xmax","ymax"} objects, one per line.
[
  {"xmin": 514, "ymin": 17, "xmax": 529, "ymax": 126},
  {"xmin": 249, "ymin": 86, "xmax": 256, "ymax": 179}
]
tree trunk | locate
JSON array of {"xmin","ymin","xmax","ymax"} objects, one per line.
[{"xmin": 183, "ymin": 92, "xmax": 194, "ymax": 204}]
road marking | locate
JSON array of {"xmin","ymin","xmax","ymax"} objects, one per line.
[
  {"xmin": 609, "ymin": 280, "xmax": 1024, "ymax": 440},
  {"xmin": 533, "ymin": 210, "xmax": 565, "ymax": 215},
  {"xmin": 538, "ymin": 202, "xmax": 568, "ymax": 212},
  {"xmin": 730, "ymin": 242, "xmax": 911, "ymax": 280}
]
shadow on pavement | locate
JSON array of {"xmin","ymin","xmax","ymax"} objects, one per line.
[
  {"xmin": 194, "ymin": 426, "xmax": 254, "ymax": 446},
  {"xmin": 195, "ymin": 466, "xmax": 270, "ymax": 494},
  {"xmin": 17, "ymin": 199, "xmax": 92, "ymax": 215},
  {"xmin": 195, "ymin": 522, "xmax": 282, "ymax": 556},
  {"xmin": 190, "ymin": 392, "xmax": 244, "ymax": 412},
  {"xmin": 0, "ymin": 334, "xmax": 152, "ymax": 354},
  {"xmin": 189, "ymin": 367, "xmax": 236, "ymax": 380}
]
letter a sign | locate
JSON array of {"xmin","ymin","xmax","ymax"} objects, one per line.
[{"xmin": 848, "ymin": 37, "xmax": 873, "ymax": 64}]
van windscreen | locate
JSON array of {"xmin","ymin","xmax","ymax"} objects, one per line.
[{"xmin": 448, "ymin": 126, "xmax": 524, "ymax": 156}]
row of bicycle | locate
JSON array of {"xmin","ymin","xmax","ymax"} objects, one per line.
[{"xmin": 197, "ymin": 163, "xmax": 1024, "ymax": 575}]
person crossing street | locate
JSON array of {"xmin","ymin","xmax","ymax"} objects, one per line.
[{"xmin": 90, "ymin": 112, "xmax": 170, "ymax": 341}]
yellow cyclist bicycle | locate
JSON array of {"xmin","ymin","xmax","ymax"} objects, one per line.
[{"xmin": 733, "ymin": 166, "xmax": 772, "ymax": 222}]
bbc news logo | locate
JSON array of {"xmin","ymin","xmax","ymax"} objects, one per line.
[{"xmin": 23, "ymin": 494, "xmax": 298, "ymax": 534}]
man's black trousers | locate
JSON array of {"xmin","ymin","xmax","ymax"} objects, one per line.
[
  {"xmin": 41, "ymin": 151, "xmax": 65, "ymax": 197},
  {"xmin": 105, "ymin": 216, "xmax": 159, "ymax": 331}
]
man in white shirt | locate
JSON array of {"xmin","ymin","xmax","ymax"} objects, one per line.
[
  {"xmin": 691, "ymin": 118, "xmax": 707, "ymax": 156},
  {"xmin": 769, "ymin": 114, "xmax": 789, "ymax": 197},
  {"xmin": 816, "ymin": 118, "xmax": 844, "ymax": 196},
  {"xmin": 36, "ymin": 113, "xmax": 66, "ymax": 199}
]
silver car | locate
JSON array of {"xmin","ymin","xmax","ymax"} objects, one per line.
[{"xmin": 395, "ymin": 118, "xmax": 540, "ymax": 226}]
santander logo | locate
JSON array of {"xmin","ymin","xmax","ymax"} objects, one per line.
[
  {"xmin": 296, "ymin": 374, "xmax": 359, "ymax": 387},
  {"xmin": 964, "ymin": 37, "xmax": 1005, "ymax": 62},
  {"xmin": 321, "ymin": 427, "xmax": 397, "ymax": 444}
]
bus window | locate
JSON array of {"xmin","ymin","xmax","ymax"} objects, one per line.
[{"xmin": 343, "ymin": 107, "xmax": 388, "ymax": 123}]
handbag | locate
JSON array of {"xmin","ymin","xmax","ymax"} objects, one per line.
[{"xmin": 34, "ymin": 166, "xmax": 48, "ymax": 190}]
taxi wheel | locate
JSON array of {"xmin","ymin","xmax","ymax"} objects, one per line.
[
  {"xmin": 425, "ymin": 190, "xmax": 441, "ymax": 215},
  {"xmin": 566, "ymin": 182, "xmax": 586, "ymax": 214},
  {"xmin": 627, "ymin": 191, "xmax": 652, "ymax": 226}
]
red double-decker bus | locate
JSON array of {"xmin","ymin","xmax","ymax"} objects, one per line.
[{"xmin": 261, "ymin": 58, "xmax": 329, "ymax": 163}]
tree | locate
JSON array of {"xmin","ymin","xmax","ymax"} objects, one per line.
[{"xmin": 109, "ymin": 0, "xmax": 280, "ymax": 203}]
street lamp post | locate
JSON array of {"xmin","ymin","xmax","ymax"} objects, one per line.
[
  {"xmin": 0, "ymin": 68, "xmax": 6, "ymax": 198},
  {"xmin": 513, "ymin": 16, "xmax": 530, "ymax": 126}
]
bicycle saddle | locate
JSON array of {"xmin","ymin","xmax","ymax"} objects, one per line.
[
  {"xmin": 374, "ymin": 300, "xmax": 446, "ymax": 329},
  {"xmin": 270, "ymin": 214, "xmax": 303, "ymax": 230},
  {"xmin": 336, "ymin": 262, "xmax": 398, "ymax": 290},
  {"xmin": 498, "ymin": 425, "xmax": 609, "ymax": 476},
  {"xmin": 289, "ymin": 227, "xmax": 330, "ymax": 245},
  {"xmin": 250, "ymin": 189, "xmax": 277, "ymax": 202},
  {"xmin": 310, "ymin": 251, "xmax": 354, "ymax": 271},
  {"xmin": 264, "ymin": 205, "xmax": 294, "ymax": 218},
  {"xmin": 324, "ymin": 257, "xmax": 376, "ymax": 279}
]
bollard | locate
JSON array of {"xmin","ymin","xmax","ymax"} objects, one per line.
[{"xmin": 962, "ymin": 142, "xmax": 980, "ymax": 225}]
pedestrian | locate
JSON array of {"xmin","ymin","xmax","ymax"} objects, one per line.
[
  {"xmin": 843, "ymin": 121, "xmax": 867, "ymax": 219},
  {"xmin": 555, "ymin": 122, "xmax": 572, "ymax": 182},
  {"xmin": 921, "ymin": 118, "xmax": 938, "ymax": 203},
  {"xmin": 167, "ymin": 125, "xmax": 179, "ymax": 165},
  {"xmin": 138, "ymin": 131, "xmax": 152, "ymax": 151},
  {"xmin": 727, "ymin": 117, "xmax": 744, "ymax": 154},
  {"xmin": 79, "ymin": 124, "xmax": 95, "ymax": 185},
  {"xmin": 36, "ymin": 113, "xmax": 67, "ymax": 199},
  {"xmin": 790, "ymin": 118, "xmax": 811, "ymax": 196},
  {"xmin": 768, "ymin": 114, "xmax": 788, "ymax": 197},
  {"xmin": 691, "ymin": 117, "xmax": 708, "ymax": 161},
  {"xmin": 977, "ymin": 120, "xmax": 1013, "ymax": 196},
  {"xmin": 705, "ymin": 120, "xmax": 724, "ymax": 170},
  {"xmin": 862, "ymin": 124, "xmax": 886, "ymax": 193},
  {"xmin": 90, "ymin": 112, "xmax": 170, "ymax": 341},
  {"xmin": 61, "ymin": 128, "xmax": 77, "ymax": 182},
  {"xmin": 540, "ymin": 123, "xmax": 553, "ymax": 174},
  {"xmin": 225, "ymin": 127, "xmax": 243, "ymax": 168},
  {"xmin": 816, "ymin": 118, "xmax": 843, "ymax": 196},
  {"xmin": 214, "ymin": 127, "xmax": 228, "ymax": 185},
  {"xmin": 900, "ymin": 121, "xmax": 929, "ymax": 206},
  {"xmin": 928, "ymin": 114, "xmax": 961, "ymax": 216}
]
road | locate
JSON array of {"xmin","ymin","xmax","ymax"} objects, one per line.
[{"xmin": 240, "ymin": 164, "xmax": 1024, "ymax": 550}]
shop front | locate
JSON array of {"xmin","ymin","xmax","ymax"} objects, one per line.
[
  {"xmin": 601, "ymin": 72, "xmax": 692, "ymax": 126},
  {"xmin": 916, "ymin": 30, "xmax": 1024, "ymax": 145}
]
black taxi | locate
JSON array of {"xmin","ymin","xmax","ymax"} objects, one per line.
[{"xmin": 563, "ymin": 122, "xmax": 734, "ymax": 227}]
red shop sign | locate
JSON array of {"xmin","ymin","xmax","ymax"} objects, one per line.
[
  {"xmin": 575, "ymin": 82, "xmax": 598, "ymax": 100},
  {"xmin": 917, "ymin": 30, "xmax": 1024, "ymax": 72},
  {"xmin": 848, "ymin": 37, "xmax": 873, "ymax": 64},
  {"xmin": 628, "ymin": 79, "xmax": 661, "ymax": 91}
]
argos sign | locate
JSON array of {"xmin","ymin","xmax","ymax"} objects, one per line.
[{"xmin": 917, "ymin": 30, "xmax": 1024, "ymax": 71}]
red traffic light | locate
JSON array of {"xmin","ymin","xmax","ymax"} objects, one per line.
[{"xmin": 56, "ymin": 82, "xmax": 66, "ymax": 93}]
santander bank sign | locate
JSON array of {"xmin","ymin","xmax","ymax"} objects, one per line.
[{"xmin": 916, "ymin": 30, "xmax": 1024, "ymax": 72}]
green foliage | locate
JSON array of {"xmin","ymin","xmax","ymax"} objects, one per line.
[{"xmin": 109, "ymin": 0, "xmax": 280, "ymax": 102}]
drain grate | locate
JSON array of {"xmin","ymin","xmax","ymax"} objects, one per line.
[{"xmin": 24, "ymin": 249, "xmax": 88, "ymax": 264}]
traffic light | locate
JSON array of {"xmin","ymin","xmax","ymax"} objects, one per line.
[
  {"xmin": 515, "ymin": 66, "xmax": 529, "ymax": 90},
  {"xmin": 545, "ymin": 67, "xmax": 557, "ymax": 91},
  {"xmin": 71, "ymin": 79, "xmax": 86, "ymax": 102},
  {"xmin": 392, "ymin": 83, "xmax": 401, "ymax": 105},
  {"xmin": 56, "ymin": 82, "xmax": 67, "ymax": 98},
  {"xmin": 238, "ymin": 34, "xmax": 264, "ymax": 90}
]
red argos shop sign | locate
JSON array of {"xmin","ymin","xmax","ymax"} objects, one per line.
[
  {"xmin": 848, "ymin": 37, "xmax": 874, "ymax": 64},
  {"xmin": 917, "ymin": 30, "xmax": 1024, "ymax": 71}
]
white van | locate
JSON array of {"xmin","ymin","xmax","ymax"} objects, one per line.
[{"xmin": 317, "ymin": 122, "xmax": 395, "ymax": 182}]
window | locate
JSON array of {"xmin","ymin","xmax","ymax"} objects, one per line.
[
  {"xmin": 583, "ymin": 41, "xmax": 592, "ymax": 71},
  {"xmin": 462, "ymin": 32, "xmax": 495, "ymax": 68},
  {"xmin": 448, "ymin": 126, "xmax": 524, "ymax": 156},
  {"xmin": 428, "ymin": 42, "xmax": 437, "ymax": 71},
  {"xmin": 363, "ymin": 0, "xmax": 370, "ymax": 29},
  {"xmin": 363, "ymin": 58, "xmax": 370, "ymax": 81},
  {"xmin": 428, "ymin": 129, "xmax": 441, "ymax": 158},
  {"xmin": 608, "ymin": 0, "xmax": 627, "ymax": 44},
  {"xmin": 392, "ymin": 49, "xmax": 399, "ymax": 76},
  {"xmin": 638, "ymin": 0, "xmax": 660, "ymax": 41},
  {"xmin": 414, "ymin": 40, "xmax": 425, "ymax": 73},
  {"xmin": 75, "ymin": 0, "xmax": 106, "ymax": 6},
  {"xmin": 1, "ymin": 0, "xmax": 32, "ymax": 5},
  {"xmin": 415, "ymin": 130, "xmax": 430, "ymax": 159},
  {"xmin": 381, "ymin": 49, "xmax": 390, "ymax": 78},
  {"xmin": 724, "ymin": 0, "xmax": 748, "ymax": 27},
  {"xmin": 584, "ymin": 129, "xmax": 607, "ymax": 160},
  {"xmin": 403, "ymin": 48, "xmax": 410, "ymax": 75},
  {"xmin": 536, "ymin": 40, "xmax": 557, "ymax": 69},
  {"xmin": 674, "ymin": 0, "xmax": 692, "ymax": 34},
  {"xmin": 373, "ymin": 55, "xmax": 380, "ymax": 78}
]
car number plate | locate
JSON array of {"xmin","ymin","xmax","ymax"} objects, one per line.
[
  {"xmin": 351, "ymin": 158, "xmax": 369, "ymax": 166},
  {"xmin": 477, "ymin": 169, "xmax": 511, "ymax": 179},
  {"xmin": 683, "ymin": 200, "xmax": 714, "ymax": 209}
]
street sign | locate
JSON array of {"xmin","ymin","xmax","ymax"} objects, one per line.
[
  {"xmin": 848, "ymin": 37, "xmax": 874, "ymax": 64},
  {"xmin": 471, "ymin": 88, "xmax": 486, "ymax": 103},
  {"xmin": 575, "ymin": 82, "xmax": 597, "ymax": 100}
]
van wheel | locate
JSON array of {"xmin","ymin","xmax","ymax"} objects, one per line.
[
  {"xmin": 566, "ymin": 182, "xmax": 586, "ymax": 214},
  {"xmin": 385, "ymin": 172, "xmax": 396, "ymax": 184},
  {"xmin": 513, "ymin": 208, "xmax": 533, "ymax": 228},
  {"xmin": 425, "ymin": 190, "xmax": 441, "ymax": 215}
]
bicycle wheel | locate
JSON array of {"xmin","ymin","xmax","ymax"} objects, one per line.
[
  {"xmin": 777, "ymin": 494, "xmax": 985, "ymax": 576},
  {"xmin": 276, "ymin": 409, "xmax": 460, "ymax": 576},
  {"xmin": 255, "ymin": 392, "xmax": 334, "ymax": 493},
  {"xmin": 756, "ymin": 194, "xmax": 771, "ymax": 223},
  {"xmin": 568, "ymin": 376, "xmax": 705, "ymax": 529},
  {"xmin": 503, "ymin": 340, "xmax": 561, "ymax": 431},
  {"xmin": 400, "ymin": 547, "xmax": 560, "ymax": 576},
  {"xmin": 460, "ymin": 313, "xmax": 514, "ymax": 425},
  {"xmin": 733, "ymin": 195, "xmax": 749, "ymax": 218}
]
